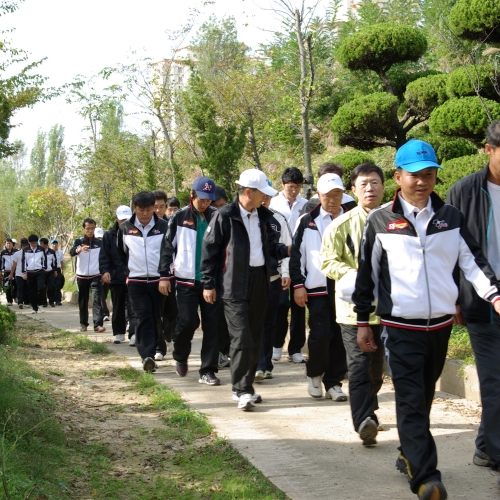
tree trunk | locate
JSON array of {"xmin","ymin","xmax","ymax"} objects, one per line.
[
  {"xmin": 247, "ymin": 108, "xmax": 262, "ymax": 170},
  {"xmin": 157, "ymin": 112, "xmax": 178, "ymax": 195}
]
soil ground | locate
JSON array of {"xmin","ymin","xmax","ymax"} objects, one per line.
[{"xmin": 7, "ymin": 299, "xmax": 500, "ymax": 500}]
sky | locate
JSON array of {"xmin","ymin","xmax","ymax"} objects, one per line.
[{"xmin": 5, "ymin": 0, "xmax": 336, "ymax": 161}]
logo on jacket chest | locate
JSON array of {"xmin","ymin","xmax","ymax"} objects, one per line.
[
  {"xmin": 182, "ymin": 220, "xmax": 194, "ymax": 227},
  {"xmin": 308, "ymin": 221, "xmax": 317, "ymax": 229},
  {"xmin": 128, "ymin": 228, "xmax": 140, "ymax": 235},
  {"xmin": 387, "ymin": 219, "xmax": 409, "ymax": 231},
  {"xmin": 432, "ymin": 219, "xmax": 448, "ymax": 229}
]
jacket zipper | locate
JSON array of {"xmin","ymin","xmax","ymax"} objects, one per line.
[{"xmin": 422, "ymin": 247, "xmax": 432, "ymax": 330}]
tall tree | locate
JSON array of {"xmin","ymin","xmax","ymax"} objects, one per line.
[
  {"xmin": 29, "ymin": 129, "xmax": 47, "ymax": 186},
  {"xmin": 46, "ymin": 124, "xmax": 66, "ymax": 186}
]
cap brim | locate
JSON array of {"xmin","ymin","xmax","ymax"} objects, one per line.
[
  {"xmin": 399, "ymin": 160, "xmax": 443, "ymax": 172},
  {"xmin": 196, "ymin": 190, "xmax": 216, "ymax": 201},
  {"xmin": 258, "ymin": 185, "xmax": 278, "ymax": 196}
]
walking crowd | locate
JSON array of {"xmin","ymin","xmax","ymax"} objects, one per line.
[{"xmin": 3, "ymin": 121, "xmax": 500, "ymax": 500}]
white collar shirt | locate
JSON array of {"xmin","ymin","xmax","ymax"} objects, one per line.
[
  {"xmin": 270, "ymin": 191, "xmax": 307, "ymax": 232},
  {"xmin": 134, "ymin": 216, "xmax": 155, "ymax": 237},
  {"xmin": 399, "ymin": 194, "xmax": 434, "ymax": 247},
  {"xmin": 239, "ymin": 204, "xmax": 265, "ymax": 267},
  {"xmin": 317, "ymin": 206, "xmax": 344, "ymax": 237}
]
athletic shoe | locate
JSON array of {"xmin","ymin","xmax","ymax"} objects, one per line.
[
  {"xmin": 473, "ymin": 448, "xmax": 492, "ymax": 467},
  {"xmin": 325, "ymin": 385, "xmax": 348, "ymax": 402},
  {"xmin": 417, "ymin": 480, "xmax": 447, "ymax": 500},
  {"xmin": 255, "ymin": 370, "xmax": 265, "ymax": 381},
  {"xmin": 18, "ymin": 304, "xmax": 23, "ymax": 309},
  {"xmin": 198, "ymin": 372, "xmax": 221, "ymax": 386},
  {"xmin": 40, "ymin": 306, "xmax": 45, "ymax": 313},
  {"xmin": 232, "ymin": 392, "xmax": 262, "ymax": 403},
  {"xmin": 49, "ymin": 302, "xmax": 55, "ymax": 308},
  {"xmin": 31, "ymin": 310, "xmax": 37, "ymax": 314},
  {"xmin": 288, "ymin": 353, "xmax": 307, "ymax": 363},
  {"xmin": 396, "ymin": 453, "xmax": 409, "ymax": 475},
  {"xmin": 154, "ymin": 352, "xmax": 164, "ymax": 361},
  {"xmin": 94, "ymin": 326, "xmax": 106, "ymax": 333},
  {"xmin": 264, "ymin": 371, "xmax": 273, "ymax": 379},
  {"xmin": 272, "ymin": 347, "xmax": 282, "ymax": 361},
  {"xmin": 238, "ymin": 393, "xmax": 255, "ymax": 411},
  {"xmin": 175, "ymin": 362, "xmax": 188, "ymax": 377},
  {"xmin": 307, "ymin": 376, "xmax": 323, "ymax": 398},
  {"xmin": 114, "ymin": 334, "xmax": 125, "ymax": 344},
  {"xmin": 56, "ymin": 302, "xmax": 62, "ymax": 306},
  {"xmin": 129, "ymin": 334, "xmax": 136, "ymax": 346},
  {"xmin": 80, "ymin": 325, "xmax": 87, "ymax": 332},
  {"xmin": 143, "ymin": 357, "xmax": 156, "ymax": 373},
  {"xmin": 7, "ymin": 302, "xmax": 12, "ymax": 306},
  {"xmin": 103, "ymin": 315, "xmax": 110, "ymax": 321},
  {"xmin": 218, "ymin": 352, "xmax": 230, "ymax": 368},
  {"xmin": 358, "ymin": 416, "xmax": 378, "ymax": 446}
]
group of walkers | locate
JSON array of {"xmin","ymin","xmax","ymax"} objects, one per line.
[{"xmin": 4, "ymin": 121, "xmax": 500, "ymax": 499}]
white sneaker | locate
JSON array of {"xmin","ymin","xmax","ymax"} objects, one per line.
[
  {"xmin": 358, "ymin": 416, "xmax": 378, "ymax": 446},
  {"xmin": 232, "ymin": 392, "xmax": 262, "ymax": 403},
  {"xmin": 264, "ymin": 371, "xmax": 273, "ymax": 379},
  {"xmin": 272, "ymin": 347, "xmax": 282, "ymax": 361},
  {"xmin": 31, "ymin": 310, "xmax": 37, "ymax": 314},
  {"xmin": 237, "ymin": 393, "xmax": 255, "ymax": 411},
  {"xmin": 40, "ymin": 307, "xmax": 45, "ymax": 313},
  {"xmin": 289, "ymin": 352, "xmax": 307, "ymax": 363},
  {"xmin": 307, "ymin": 376, "xmax": 323, "ymax": 398},
  {"xmin": 255, "ymin": 370, "xmax": 265, "ymax": 381},
  {"xmin": 325, "ymin": 385, "xmax": 348, "ymax": 402},
  {"xmin": 154, "ymin": 352, "xmax": 164, "ymax": 361},
  {"xmin": 129, "ymin": 334, "xmax": 136, "ymax": 347},
  {"xmin": 103, "ymin": 315, "xmax": 110, "ymax": 322},
  {"xmin": 114, "ymin": 334, "xmax": 125, "ymax": 344}
]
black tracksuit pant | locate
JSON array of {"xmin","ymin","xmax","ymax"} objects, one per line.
[
  {"xmin": 3, "ymin": 271, "xmax": 14, "ymax": 303},
  {"xmin": 305, "ymin": 283, "xmax": 347, "ymax": 390},
  {"xmin": 54, "ymin": 268, "xmax": 63, "ymax": 304},
  {"xmin": 101, "ymin": 282, "xmax": 110, "ymax": 317},
  {"xmin": 77, "ymin": 276, "xmax": 104, "ymax": 328},
  {"xmin": 157, "ymin": 281, "xmax": 178, "ymax": 355},
  {"xmin": 340, "ymin": 324, "xmax": 384, "ymax": 431},
  {"xmin": 384, "ymin": 324, "xmax": 451, "ymax": 493},
  {"xmin": 257, "ymin": 277, "xmax": 282, "ymax": 372},
  {"xmin": 27, "ymin": 271, "xmax": 46, "ymax": 312},
  {"xmin": 109, "ymin": 283, "xmax": 130, "ymax": 336},
  {"xmin": 172, "ymin": 281, "xmax": 220, "ymax": 375},
  {"xmin": 224, "ymin": 266, "xmax": 268, "ymax": 396},
  {"xmin": 44, "ymin": 271, "xmax": 56, "ymax": 306},
  {"xmin": 15, "ymin": 276, "xmax": 29, "ymax": 306},
  {"xmin": 274, "ymin": 287, "xmax": 306, "ymax": 355},
  {"xmin": 128, "ymin": 281, "xmax": 164, "ymax": 360},
  {"xmin": 466, "ymin": 318, "xmax": 500, "ymax": 472}
]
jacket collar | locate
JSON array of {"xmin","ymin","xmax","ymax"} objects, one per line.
[
  {"xmin": 227, "ymin": 197, "xmax": 273, "ymax": 223},
  {"xmin": 391, "ymin": 188, "xmax": 445, "ymax": 216}
]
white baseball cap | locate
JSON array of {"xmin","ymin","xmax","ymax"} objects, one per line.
[
  {"xmin": 95, "ymin": 227, "xmax": 104, "ymax": 238},
  {"xmin": 235, "ymin": 169, "xmax": 278, "ymax": 196},
  {"xmin": 11, "ymin": 238, "xmax": 17, "ymax": 244},
  {"xmin": 317, "ymin": 173, "xmax": 345, "ymax": 194},
  {"xmin": 116, "ymin": 205, "xmax": 132, "ymax": 220}
]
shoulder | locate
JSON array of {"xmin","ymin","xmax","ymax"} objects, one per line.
[{"xmin": 450, "ymin": 166, "xmax": 487, "ymax": 193}]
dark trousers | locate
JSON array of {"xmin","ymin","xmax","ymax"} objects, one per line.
[
  {"xmin": 54, "ymin": 268, "xmax": 63, "ymax": 304},
  {"xmin": 466, "ymin": 319, "xmax": 500, "ymax": 472},
  {"xmin": 157, "ymin": 283, "xmax": 178, "ymax": 355},
  {"xmin": 257, "ymin": 278, "xmax": 282, "ymax": 372},
  {"xmin": 77, "ymin": 277, "xmax": 104, "ymax": 328},
  {"xmin": 341, "ymin": 324, "xmax": 384, "ymax": 431},
  {"xmin": 274, "ymin": 288, "xmax": 306, "ymax": 355},
  {"xmin": 384, "ymin": 324, "xmax": 451, "ymax": 493},
  {"xmin": 27, "ymin": 271, "xmax": 45, "ymax": 312},
  {"xmin": 15, "ymin": 276, "xmax": 29, "ymax": 305},
  {"xmin": 101, "ymin": 283, "xmax": 110, "ymax": 316},
  {"xmin": 224, "ymin": 266, "xmax": 268, "ymax": 396},
  {"xmin": 128, "ymin": 281, "xmax": 164, "ymax": 360},
  {"xmin": 44, "ymin": 271, "xmax": 56, "ymax": 306},
  {"xmin": 305, "ymin": 289, "xmax": 347, "ymax": 390},
  {"xmin": 109, "ymin": 283, "xmax": 128, "ymax": 336},
  {"xmin": 172, "ymin": 281, "xmax": 221, "ymax": 374},
  {"xmin": 3, "ymin": 271, "xmax": 14, "ymax": 303}
]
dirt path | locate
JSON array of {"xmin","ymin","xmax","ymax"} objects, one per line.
[{"xmin": 9, "ymin": 300, "xmax": 500, "ymax": 499}]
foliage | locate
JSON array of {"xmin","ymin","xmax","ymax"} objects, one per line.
[
  {"xmin": 404, "ymin": 74, "xmax": 449, "ymax": 119},
  {"xmin": 0, "ymin": 304, "xmax": 15, "ymax": 344},
  {"xmin": 331, "ymin": 93, "xmax": 399, "ymax": 150},
  {"xmin": 330, "ymin": 151, "xmax": 375, "ymax": 188},
  {"xmin": 29, "ymin": 129, "xmax": 46, "ymax": 186},
  {"xmin": 388, "ymin": 69, "xmax": 442, "ymax": 101},
  {"xmin": 435, "ymin": 137, "xmax": 477, "ymax": 163},
  {"xmin": 447, "ymin": 325, "xmax": 475, "ymax": 364},
  {"xmin": 446, "ymin": 65, "xmax": 500, "ymax": 101},
  {"xmin": 448, "ymin": 0, "xmax": 500, "ymax": 43},
  {"xmin": 337, "ymin": 23, "xmax": 428, "ymax": 75},
  {"xmin": 429, "ymin": 96, "xmax": 500, "ymax": 145},
  {"xmin": 46, "ymin": 124, "xmax": 66, "ymax": 186}
]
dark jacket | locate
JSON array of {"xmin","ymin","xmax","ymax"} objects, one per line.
[
  {"xmin": 200, "ymin": 199, "xmax": 289, "ymax": 300},
  {"xmin": 300, "ymin": 197, "xmax": 357, "ymax": 216},
  {"xmin": 446, "ymin": 164, "xmax": 499, "ymax": 322},
  {"xmin": 100, "ymin": 222, "xmax": 127, "ymax": 284}
]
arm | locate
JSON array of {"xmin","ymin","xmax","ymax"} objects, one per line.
[
  {"xmin": 158, "ymin": 213, "xmax": 178, "ymax": 279},
  {"xmin": 290, "ymin": 219, "xmax": 307, "ymax": 307},
  {"xmin": 69, "ymin": 238, "xmax": 82, "ymax": 257},
  {"xmin": 100, "ymin": 232, "xmax": 112, "ymax": 283},
  {"xmin": 200, "ymin": 211, "xmax": 225, "ymax": 291}
]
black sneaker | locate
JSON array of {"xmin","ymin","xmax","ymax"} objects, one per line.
[
  {"xmin": 176, "ymin": 362, "xmax": 188, "ymax": 377},
  {"xmin": 396, "ymin": 453, "xmax": 409, "ymax": 475},
  {"xmin": 49, "ymin": 303, "xmax": 55, "ymax": 308},
  {"xmin": 56, "ymin": 302, "xmax": 62, "ymax": 306},
  {"xmin": 473, "ymin": 448, "xmax": 492, "ymax": 467},
  {"xmin": 80, "ymin": 325, "xmax": 87, "ymax": 332},
  {"xmin": 198, "ymin": 372, "xmax": 221, "ymax": 386},
  {"xmin": 143, "ymin": 357, "xmax": 156, "ymax": 373}
]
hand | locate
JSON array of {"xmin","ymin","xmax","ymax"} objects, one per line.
[
  {"xmin": 102, "ymin": 272, "xmax": 111, "ymax": 284},
  {"xmin": 357, "ymin": 326, "xmax": 378, "ymax": 352},
  {"xmin": 203, "ymin": 289, "xmax": 216, "ymax": 304},
  {"xmin": 54, "ymin": 271, "xmax": 58, "ymax": 277},
  {"xmin": 452, "ymin": 304, "xmax": 465, "ymax": 325},
  {"xmin": 287, "ymin": 245, "xmax": 292, "ymax": 257},
  {"xmin": 80, "ymin": 245, "xmax": 89, "ymax": 253},
  {"xmin": 158, "ymin": 280, "xmax": 171, "ymax": 296},
  {"xmin": 494, "ymin": 300, "xmax": 500, "ymax": 316},
  {"xmin": 7, "ymin": 274, "xmax": 13, "ymax": 280},
  {"xmin": 294, "ymin": 287, "xmax": 307, "ymax": 307},
  {"xmin": 23, "ymin": 273, "xmax": 27, "ymax": 281},
  {"xmin": 281, "ymin": 277, "xmax": 291, "ymax": 290}
]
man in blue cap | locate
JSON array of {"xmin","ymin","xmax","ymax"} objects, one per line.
[
  {"xmin": 159, "ymin": 176, "xmax": 222, "ymax": 386},
  {"xmin": 353, "ymin": 139, "xmax": 500, "ymax": 500}
]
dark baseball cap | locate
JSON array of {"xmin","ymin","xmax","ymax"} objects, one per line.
[
  {"xmin": 192, "ymin": 176, "xmax": 216, "ymax": 200},
  {"xmin": 20, "ymin": 238, "xmax": 29, "ymax": 245}
]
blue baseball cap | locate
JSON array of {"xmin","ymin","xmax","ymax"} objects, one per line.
[
  {"xmin": 192, "ymin": 176, "xmax": 216, "ymax": 200},
  {"xmin": 395, "ymin": 140, "xmax": 442, "ymax": 172},
  {"xmin": 50, "ymin": 239, "xmax": 58, "ymax": 243}
]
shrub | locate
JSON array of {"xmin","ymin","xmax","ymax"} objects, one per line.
[
  {"xmin": 330, "ymin": 151, "xmax": 375, "ymax": 188},
  {"xmin": 435, "ymin": 137, "xmax": 477, "ymax": 163},
  {"xmin": 447, "ymin": 65, "xmax": 500, "ymax": 101},
  {"xmin": 448, "ymin": 0, "xmax": 500, "ymax": 43},
  {"xmin": 0, "ymin": 304, "xmax": 16, "ymax": 344},
  {"xmin": 404, "ymin": 74, "xmax": 449, "ymax": 118}
]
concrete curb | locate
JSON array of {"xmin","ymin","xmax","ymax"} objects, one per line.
[{"xmin": 437, "ymin": 359, "xmax": 480, "ymax": 403}]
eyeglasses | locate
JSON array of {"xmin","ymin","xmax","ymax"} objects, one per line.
[{"xmin": 356, "ymin": 181, "xmax": 382, "ymax": 189}]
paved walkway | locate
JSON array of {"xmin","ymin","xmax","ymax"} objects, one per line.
[{"xmin": 6, "ymin": 300, "xmax": 500, "ymax": 499}]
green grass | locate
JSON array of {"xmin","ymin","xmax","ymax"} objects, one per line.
[
  {"xmin": 85, "ymin": 369, "xmax": 107, "ymax": 378},
  {"xmin": 447, "ymin": 325, "xmax": 475, "ymax": 365},
  {"xmin": 46, "ymin": 329, "xmax": 111, "ymax": 355}
]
